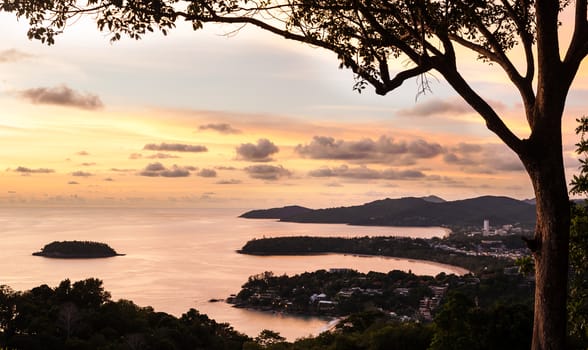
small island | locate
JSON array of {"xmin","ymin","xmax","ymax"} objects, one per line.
[{"xmin": 33, "ymin": 240, "xmax": 124, "ymax": 259}]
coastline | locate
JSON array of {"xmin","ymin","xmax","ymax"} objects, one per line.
[
  {"xmin": 239, "ymin": 250, "xmax": 470, "ymax": 275},
  {"xmin": 32, "ymin": 252, "xmax": 125, "ymax": 259}
]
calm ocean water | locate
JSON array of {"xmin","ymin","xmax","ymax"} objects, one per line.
[{"xmin": 0, "ymin": 207, "xmax": 465, "ymax": 340}]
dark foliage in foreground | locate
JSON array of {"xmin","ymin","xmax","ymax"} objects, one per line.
[{"xmin": 0, "ymin": 279, "xmax": 249, "ymax": 350}]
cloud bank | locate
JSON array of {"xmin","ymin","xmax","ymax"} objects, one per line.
[
  {"xmin": 197, "ymin": 169, "xmax": 217, "ymax": 178},
  {"xmin": 16, "ymin": 85, "xmax": 104, "ymax": 110},
  {"xmin": 244, "ymin": 165, "xmax": 291, "ymax": 180},
  {"xmin": 236, "ymin": 138, "xmax": 279, "ymax": 162},
  {"xmin": 143, "ymin": 143, "xmax": 208, "ymax": 153},
  {"xmin": 308, "ymin": 165, "xmax": 425, "ymax": 180},
  {"xmin": 198, "ymin": 123, "xmax": 241, "ymax": 134},
  {"xmin": 296, "ymin": 135, "xmax": 442, "ymax": 164},
  {"xmin": 13, "ymin": 166, "xmax": 54, "ymax": 174},
  {"xmin": 138, "ymin": 162, "xmax": 193, "ymax": 177},
  {"xmin": 0, "ymin": 49, "xmax": 33, "ymax": 63}
]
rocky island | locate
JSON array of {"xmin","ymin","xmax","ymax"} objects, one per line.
[{"xmin": 33, "ymin": 240, "xmax": 124, "ymax": 258}]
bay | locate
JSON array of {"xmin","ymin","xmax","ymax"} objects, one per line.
[{"xmin": 0, "ymin": 207, "xmax": 466, "ymax": 340}]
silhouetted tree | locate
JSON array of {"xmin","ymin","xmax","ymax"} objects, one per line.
[
  {"xmin": 568, "ymin": 116, "xmax": 588, "ymax": 346},
  {"xmin": 2, "ymin": 1, "xmax": 587, "ymax": 348}
]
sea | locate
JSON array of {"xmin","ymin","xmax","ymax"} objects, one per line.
[{"xmin": 0, "ymin": 207, "xmax": 467, "ymax": 340}]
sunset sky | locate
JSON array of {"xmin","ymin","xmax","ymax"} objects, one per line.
[{"xmin": 1, "ymin": 11, "xmax": 587, "ymax": 209}]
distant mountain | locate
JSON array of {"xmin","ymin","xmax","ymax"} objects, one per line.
[
  {"xmin": 420, "ymin": 195, "xmax": 446, "ymax": 203},
  {"xmin": 240, "ymin": 205, "xmax": 313, "ymax": 219},
  {"xmin": 240, "ymin": 196, "xmax": 536, "ymax": 227}
]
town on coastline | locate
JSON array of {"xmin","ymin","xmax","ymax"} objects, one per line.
[{"xmin": 228, "ymin": 218, "xmax": 535, "ymax": 326}]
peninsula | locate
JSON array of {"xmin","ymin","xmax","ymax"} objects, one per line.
[
  {"xmin": 238, "ymin": 235, "xmax": 518, "ymax": 273},
  {"xmin": 33, "ymin": 240, "xmax": 123, "ymax": 259}
]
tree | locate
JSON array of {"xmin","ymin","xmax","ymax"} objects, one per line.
[
  {"xmin": 254, "ymin": 329, "xmax": 286, "ymax": 348},
  {"xmin": 568, "ymin": 116, "xmax": 588, "ymax": 346},
  {"xmin": 431, "ymin": 292, "xmax": 533, "ymax": 350},
  {"xmin": 2, "ymin": 0, "xmax": 587, "ymax": 348}
]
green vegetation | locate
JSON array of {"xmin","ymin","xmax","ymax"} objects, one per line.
[
  {"xmin": 568, "ymin": 203, "xmax": 588, "ymax": 347},
  {"xmin": 33, "ymin": 241, "xmax": 122, "ymax": 259},
  {"xmin": 231, "ymin": 268, "xmax": 536, "ymax": 350},
  {"xmin": 239, "ymin": 236, "xmax": 511, "ymax": 273},
  {"xmin": 0, "ymin": 271, "xmax": 539, "ymax": 350},
  {"xmin": 231, "ymin": 269, "xmax": 533, "ymax": 320},
  {"xmin": 0, "ymin": 279, "xmax": 248, "ymax": 350},
  {"xmin": 567, "ymin": 117, "xmax": 588, "ymax": 347}
]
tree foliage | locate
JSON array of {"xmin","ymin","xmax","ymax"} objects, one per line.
[
  {"xmin": 568, "ymin": 116, "xmax": 588, "ymax": 346},
  {"xmin": 0, "ymin": 279, "xmax": 249, "ymax": 349},
  {"xmin": 430, "ymin": 292, "xmax": 533, "ymax": 350}
]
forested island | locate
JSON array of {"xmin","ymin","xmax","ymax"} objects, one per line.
[{"xmin": 33, "ymin": 241, "xmax": 123, "ymax": 259}]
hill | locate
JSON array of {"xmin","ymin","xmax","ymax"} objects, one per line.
[
  {"xmin": 239, "ymin": 205, "xmax": 313, "ymax": 219},
  {"xmin": 240, "ymin": 196, "xmax": 536, "ymax": 227}
]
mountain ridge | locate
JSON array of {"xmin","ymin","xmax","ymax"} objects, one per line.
[{"xmin": 240, "ymin": 195, "xmax": 536, "ymax": 227}]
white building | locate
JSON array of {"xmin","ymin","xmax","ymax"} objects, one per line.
[{"xmin": 483, "ymin": 219, "xmax": 490, "ymax": 235}]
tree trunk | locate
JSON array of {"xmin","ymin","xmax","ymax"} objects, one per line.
[{"xmin": 521, "ymin": 133, "xmax": 570, "ymax": 350}]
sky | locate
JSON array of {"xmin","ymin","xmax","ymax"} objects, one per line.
[{"xmin": 0, "ymin": 10, "xmax": 587, "ymax": 209}]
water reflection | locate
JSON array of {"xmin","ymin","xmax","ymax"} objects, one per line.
[{"xmin": 0, "ymin": 207, "xmax": 463, "ymax": 340}]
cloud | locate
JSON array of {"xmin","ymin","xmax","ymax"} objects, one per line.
[
  {"xmin": 146, "ymin": 153, "xmax": 180, "ymax": 159},
  {"xmin": 104, "ymin": 178, "xmax": 114, "ymax": 181},
  {"xmin": 197, "ymin": 168, "xmax": 217, "ymax": 178},
  {"xmin": 77, "ymin": 151, "xmax": 90, "ymax": 156},
  {"xmin": 110, "ymin": 168, "xmax": 135, "ymax": 172},
  {"xmin": 443, "ymin": 153, "xmax": 477, "ymax": 166},
  {"xmin": 443, "ymin": 143, "xmax": 524, "ymax": 173},
  {"xmin": 13, "ymin": 166, "xmax": 54, "ymax": 174},
  {"xmin": 198, "ymin": 123, "xmax": 241, "ymax": 134},
  {"xmin": 451, "ymin": 143, "xmax": 483, "ymax": 154},
  {"xmin": 308, "ymin": 165, "xmax": 425, "ymax": 180},
  {"xmin": 396, "ymin": 98, "xmax": 473, "ymax": 117},
  {"xmin": 236, "ymin": 138, "xmax": 279, "ymax": 162},
  {"xmin": 216, "ymin": 179, "xmax": 242, "ymax": 184},
  {"xmin": 143, "ymin": 143, "xmax": 208, "ymax": 153},
  {"xmin": 0, "ymin": 49, "xmax": 33, "ymax": 63},
  {"xmin": 216, "ymin": 166, "xmax": 237, "ymax": 170},
  {"xmin": 68, "ymin": 181, "xmax": 79, "ymax": 185},
  {"xmin": 129, "ymin": 153, "xmax": 143, "ymax": 159},
  {"xmin": 16, "ymin": 85, "xmax": 104, "ymax": 110},
  {"xmin": 81, "ymin": 162, "xmax": 96, "ymax": 166},
  {"xmin": 72, "ymin": 171, "xmax": 93, "ymax": 177},
  {"xmin": 295, "ymin": 135, "xmax": 442, "ymax": 164},
  {"xmin": 138, "ymin": 162, "xmax": 192, "ymax": 177},
  {"xmin": 244, "ymin": 164, "xmax": 292, "ymax": 180}
]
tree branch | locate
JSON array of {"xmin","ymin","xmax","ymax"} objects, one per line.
[
  {"xmin": 563, "ymin": 0, "xmax": 588, "ymax": 78},
  {"xmin": 449, "ymin": 33, "xmax": 535, "ymax": 120},
  {"xmin": 499, "ymin": 0, "xmax": 535, "ymax": 82},
  {"xmin": 434, "ymin": 58, "xmax": 524, "ymax": 153},
  {"xmin": 376, "ymin": 63, "xmax": 434, "ymax": 96}
]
